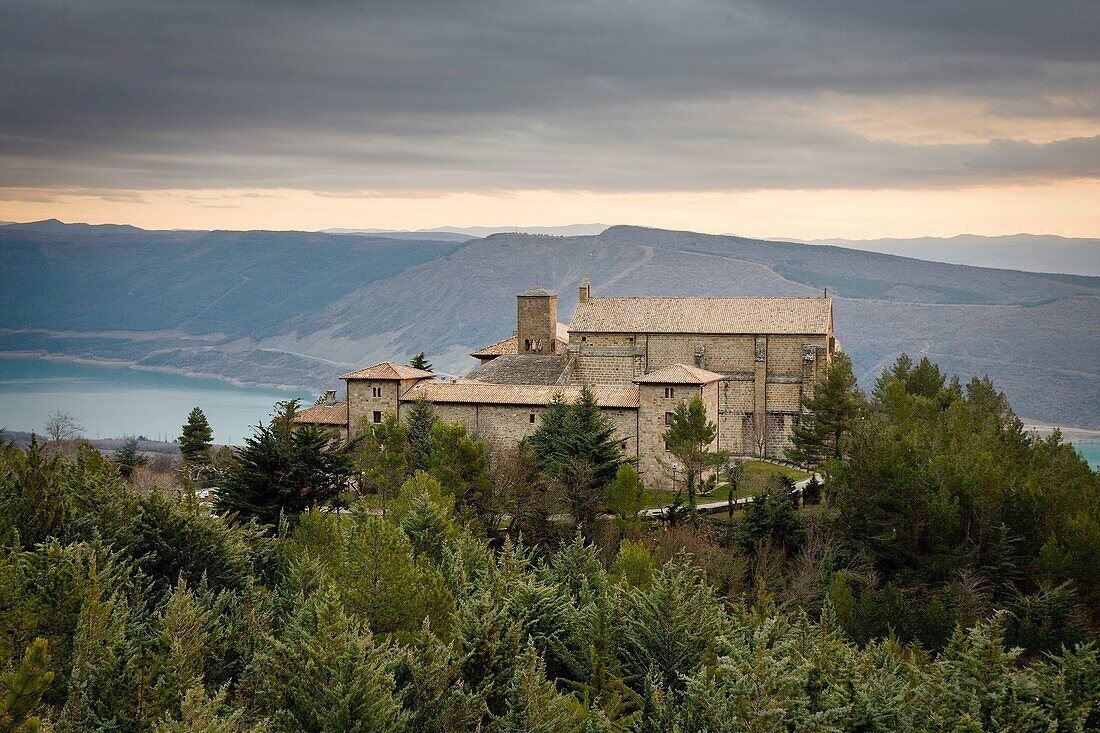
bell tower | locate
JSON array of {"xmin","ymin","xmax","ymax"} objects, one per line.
[{"xmin": 516, "ymin": 286, "xmax": 557, "ymax": 354}]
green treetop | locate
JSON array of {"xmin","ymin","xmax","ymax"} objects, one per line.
[
  {"xmin": 662, "ymin": 395, "xmax": 728, "ymax": 512},
  {"xmin": 409, "ymin": 352, "xmax": 433, "ymax": 371},
  {"xmin": 178, "ymin": 407, "xmax": 213, "ymax": 467},
  {"xmin": 215, "ymin": 400, "xmax": 356, "ymax": 527},
  {"xmin": 786, "ymin": 352, "xmax": 865, "ymax": 467}
]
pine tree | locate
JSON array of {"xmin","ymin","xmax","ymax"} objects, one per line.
[
  {"xmin": 531, "ymin": 388, "xmax": 622, "ymax": 526},
  {"xmin": 112, "ymin": 437, "xmax": 148, "ymax": 479},
  {"xmin": 352, "ymin": 415, "xmax": 409, "ymax": 511},
  {"xmin": 0, "ymin": 638, "xmax": 55, "ymax": 733},
  {"xmin": 409, "ymin": 352, "xmax": 433, "ymax": 371},
  {"xmin": 426, "ymin": 422, "xmax": 494, "ymax": 523},
  {"xmin": 403, "ymin": 398, "xmax": 437, "ymax": 470},
  {"xmin": 785, "ymin": 352, "xmax": 864, "ymax": 467},
  {"xmin": 662, "ymin": 395, "xmax": 727, "ymax": 512},
  {"xmin": 215, "ymin": 400, "xmax": 356, "ymax": 527},
  {"xmin": 179, "ymin": 408, "xmax": 214, "ymax": 469},
  {"xmin": 528, "ymin": 393, "xmax": 570, "ymax": 467}
]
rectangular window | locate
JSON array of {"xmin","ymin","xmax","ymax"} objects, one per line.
[
  {"xmin": 373, "ymin": 411, "xmax": 382, "ymax": 423},
  {"xmin": 620, "ymin": 440, "xmax": 628, "ymax": 451},
  {"xmin": 371, "ymin": 385, "xmax": 382, "ymax": 398},
  {"xmin": 529, "ymin": 413, "xmax": 536, "ymax": 423},
  {"xmin": 665, "ymin": 412, "xmax": 674, "ymax": 426},
  {"xmin": 664, "ymin": 387, "xmax": 675, "ymax": 399}
]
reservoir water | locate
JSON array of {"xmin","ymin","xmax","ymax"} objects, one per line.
[
  {"xmin": 0, "ymin": 356, "xmax": 309, "ymax": 445},
  {"xmin": 0, "ymin": 355, "xmax": 1097, "ymax": 468}
]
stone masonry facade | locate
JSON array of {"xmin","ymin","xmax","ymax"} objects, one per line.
[{"xmin": 294, "ymin": 280, "xmax": 836, "ymax": 491}]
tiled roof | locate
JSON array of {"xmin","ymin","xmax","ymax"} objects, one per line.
[
  {"xmin": 470, "ymin": 323, "xmax": 570, "ymax": 358},
  {"xmin": 293, "ymin": 402, "xmax": 347, "ymax": 425},
  {"xmin": 570, "ymin": 297, "xmax": 832, "ymax": 335},
  {"xmin": 635, "ymin": 363, "xmax": 726, "ymax": 384},
  {"xmin": 470, "ymin": 335, "xmax": 518, "ymax": 358},
  {"xmin": 465, "ymin": 354, "xmax": 566, "ymax": 385},
  {"xmin": 403, "ymin": 380, "xmax": 639, "ymax": 408},
  {"xmin": 339, "ymin": 361, "xmax": 435, "ymax": 381}
]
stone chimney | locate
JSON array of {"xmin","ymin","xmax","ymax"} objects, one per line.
[
  {"xmin": 578, "ymin": 278, "xmax": 591, "ymax": 304},
  {"xmin": 517, "ymin": 286, "xmax": 557, "ymax": 354},
  {"xmin": 325, "ymin": 390, "xmax": 337, "ymax": 406}
]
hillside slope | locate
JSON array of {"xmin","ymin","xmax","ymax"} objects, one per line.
[{"xmin": 1, "ymin": 223, "xmax": 1097, "ymax": 427}]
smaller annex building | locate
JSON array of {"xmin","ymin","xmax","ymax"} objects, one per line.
[{"xmin": 295, "ymin": 280, "xmax": 836, "ymax": 488}]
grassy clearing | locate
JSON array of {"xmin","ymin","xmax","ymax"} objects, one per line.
[{"xmin": 641, "ymin": 460, "xmax": 811, "ymax": 508}]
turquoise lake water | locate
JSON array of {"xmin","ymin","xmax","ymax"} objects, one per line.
[
  {"xmin": 0, "ymin": 355, "xmax": 1097, "ymax": 467},
  {"xmin": 1076, "ymin": 442, "xmax": 1100, "ymax": 470},
  {"xmin": 0, "ymin": 356, "xmax": 308, "ymax": 445}
]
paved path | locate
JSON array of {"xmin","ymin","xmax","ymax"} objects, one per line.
[{"xmin": 637, "ymin": 472, "xmax": 820, "ymax": 519}]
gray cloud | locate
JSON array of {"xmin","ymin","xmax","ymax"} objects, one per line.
[{"xmin": 1, "ymin": 0, "xmax": 1098, "ymax": 193}]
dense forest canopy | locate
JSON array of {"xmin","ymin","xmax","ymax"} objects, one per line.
[{"xmin": 0, "ymin": 355, "xmax": 1098, "ymax": 731}]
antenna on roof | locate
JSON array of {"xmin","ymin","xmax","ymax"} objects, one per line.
[{"xmin": 823, "ymin": 287, "xmax": 827, "ymax": 298}]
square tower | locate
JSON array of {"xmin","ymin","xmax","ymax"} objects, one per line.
[{"xmin": 516, "ymin": 286, "xmax": 558, "ymax": 354}]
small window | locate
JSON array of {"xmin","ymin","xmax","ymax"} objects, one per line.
[
  {"xmin": 529, "ymin": 413, "xmax": 536, "ymax": 423},
  {"xmin": 524, "ymin": 339, "xmax": 531, "ymax": 351},
  {"xmin": 373, "ymin": 411, "xmax": 382, "ymax": 424},
  {"xmin": 371, "ymin": 386, "xmax": 382, "ymax": 398},
  {"xmin": 664, "ymin": 387, "xmax": 675, "ymax": 399},
  {"xmin": 627, "ymin": 336, "xmax": 634, "ymax": 344},
  {"xmin": 619, "ymin": 440, "xmax": 628, "ymax": 451},
  {"xmin": 581, "ymin": 336, "xmax": 586, "ymax": 342},
  {"xmin": 665, "ymin": 412, "xmax": 674, "ymax": 426}
]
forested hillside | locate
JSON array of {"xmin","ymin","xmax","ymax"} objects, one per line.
[
  {"xmin": 1, "ymin": 355, "xmax": 1097, "ymax": 730},
  {"xmin": 2, "ymin": 221, "xmax": 1098, "ymax": 426}
]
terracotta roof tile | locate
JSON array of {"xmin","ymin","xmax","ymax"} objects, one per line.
[
  {"xmin": 339, "ymin": 361, "xmax": 435, "ymax": 380},
  {"xmin": 570, "ymin": 297, "xmax": 831, "ymax": 335},
  {"xmin": 403, "ymin": 380, "xmax": 639, "ymax": 408},
  {"xmin": 465, "ymin": 354, "xmax": 565, "ymax": 385},
  {"xmin": 470, "ymin": 323, "xmax": 570, "ymax": 358},
  {"xmin": 294, "ymin": 402, "xmax": 347, "ymax": 425},
  {"xmin": 634, "ymin": 363, "xmax": 726, "ymax": 384},
  {"xmin": 470, "ymin": 335, "xmax": 518, "ymax": 358}
]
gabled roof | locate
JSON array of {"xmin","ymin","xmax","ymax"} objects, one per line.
[
  {"xmin": 465, "ymin": 354, "xmax": 565, "ymax": 385},
  {"xmin": 339, "ymin": 361, "xmax": 435, "ymax": 381},
  {"xmin": 634, "ymin": 363, "xmax": 726, "ymax": 385},
  {"xmin": 293, "ymin": 402, "xmax": 347, "ymax": 426},
  {"xmin": 570, "ymin": 296, "xmax": 832, "ymax": 335},
  {"xmin": 402, "ymin": 380, "xmax": 639, "ymax": 408}
]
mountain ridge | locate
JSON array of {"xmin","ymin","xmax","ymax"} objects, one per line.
[{"xmin": 1, "ymin": 223, "xmax": 1096, "ymax": 426}]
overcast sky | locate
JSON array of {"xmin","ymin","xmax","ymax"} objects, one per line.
[{"xmin": 2, "ymin": 0, "xmax": 1098, "ymax": 237}]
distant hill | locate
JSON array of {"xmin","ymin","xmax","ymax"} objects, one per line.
[
  {"xmin": 2, "ymin": 222, "xmax": 1097, "ymax": 427},
  {"xmin": 804, "ymin": 234, "xmax": 1100, "ymax": 277},
  {"xmin": 1, "ymin": 218, "xmax": 147, "ymax": 236},
  {"xmin": 325, "ymin": 224, "xmax": 610, "ymax": 239}
]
